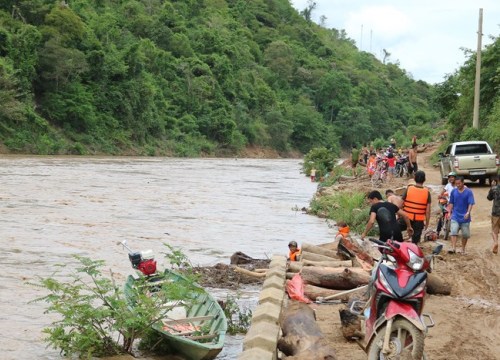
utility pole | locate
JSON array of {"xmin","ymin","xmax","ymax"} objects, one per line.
[
  {"xmin": 370, "ymin": 29, "xmax": 373, "ymax": 53},
  {"xmin": 360, "ymin": 24, "xmax": 363, "ymax": 50},
  {"xmin": 472, "ymin": 8, "xmax": 483, "ymax": 129}
]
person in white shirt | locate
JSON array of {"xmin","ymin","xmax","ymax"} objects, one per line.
[{"xmin": 443, "ymin": 172, "xmax": 457, "ymax": 201}]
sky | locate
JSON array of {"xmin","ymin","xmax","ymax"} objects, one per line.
[{"xmin": 290, "ymin": 0, "xmax": 500, "ymax": 84}]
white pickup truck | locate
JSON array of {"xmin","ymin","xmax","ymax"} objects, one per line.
[{"xmin": 438, "ymin": 141, "xmax": 499, "ymax": 185}]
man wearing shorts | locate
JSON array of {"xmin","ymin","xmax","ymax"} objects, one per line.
[
  {"xmin": 449, "ymin": 176, "xmax": 475, "ymax": 254},
  {"xmin": 487, "ymin": 176, "xmax": 500, "ymax": 254}
]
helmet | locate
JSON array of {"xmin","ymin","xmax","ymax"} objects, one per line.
[
  {"xmin": 288, "ymin": 241, "xmax": 298, "ymax": 247},
  {"xmin": 448, "ymin": 171, "xmax": 457, "ymax": 177},
  {"xmin": 424, "ymin": 231, "xmax": 438, "ymax": 242}
]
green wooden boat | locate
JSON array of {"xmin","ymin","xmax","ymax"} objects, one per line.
[{"xmin": 124, "ymin": 269, "xmax": 227, "ymax": 360}]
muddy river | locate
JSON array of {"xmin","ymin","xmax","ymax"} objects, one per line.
[{"xmin": 0, "ymin": 156, "xmax": 335, "ymax": 360}]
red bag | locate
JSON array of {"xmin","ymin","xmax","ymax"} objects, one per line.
[{"xmin": 286, "ymin": 273, "xmax": 312, "ymax": 303}]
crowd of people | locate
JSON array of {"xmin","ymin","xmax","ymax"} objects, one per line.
[
  {"xmin": 295, "ymin": 135, "xmax": 499, "ymax": 260},
  {"xmin": 351, "ymin": 137, "xmax": 418, "ymax": 182}
]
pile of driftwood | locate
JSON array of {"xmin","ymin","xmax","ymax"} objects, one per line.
[
  {"xmin": 277, "ymin": 237, "xmax": 451, "ymax": 359},
  {"xmin": 286, "ymin": 240, "xmax": 373, "ymax": 302},
  {"xmin": 277, "ymin": 239, "xmax": 372, "ymax": 360}
]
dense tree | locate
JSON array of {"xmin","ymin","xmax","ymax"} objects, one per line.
[
  {"xmin": 0, "ymin": 0, "xmax": 440, "ymax": 155},
  {"xmin": 437, "ymin": 35, "xmax": 500, "ymax": 150}
]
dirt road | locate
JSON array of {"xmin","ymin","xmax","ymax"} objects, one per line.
[{"xmin": 313, "ymin": 145, "xmax": 500, "ymax": 360}]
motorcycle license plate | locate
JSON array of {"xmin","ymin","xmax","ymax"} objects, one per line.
[{"xmin": 470, "ymin": 170, "xmax": 485, "ymax": 175}]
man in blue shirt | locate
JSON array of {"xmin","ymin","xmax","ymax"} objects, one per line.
[{"xmin": 449, "ymin": 176, "xmax": 475, "ymax": 254}]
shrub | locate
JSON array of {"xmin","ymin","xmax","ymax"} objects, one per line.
[
  {"xmin": 29, "ymin": 248, "xmax": 202, "ymax": 357},
  {"xmin": 303, "ymin": 147, "xmax": 337, "ymax": 178},
  {"xmin": 309, "ymin": 191, "xmax": 371, "ymax": 234}
]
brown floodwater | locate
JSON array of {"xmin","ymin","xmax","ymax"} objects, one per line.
[{"xmin": 0, "ymin": 156, "xmax": 335, "ymax": 360}]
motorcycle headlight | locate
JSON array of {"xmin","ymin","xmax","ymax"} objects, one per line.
[{"xmin": 407, "ymin": 249, "xmax": 425, "ymax": 271}]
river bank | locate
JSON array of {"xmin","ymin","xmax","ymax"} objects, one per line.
[{"xmin": 303, "ymin": 143, "xmax": 500, "ymax": 360}]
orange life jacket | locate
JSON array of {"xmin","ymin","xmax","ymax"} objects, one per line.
[
  {"xmin": 403, "ymin": 185, "xmax": 429, "ymax": 221},
  {"xmin": 336, "ymin": 226, "xmax": 351, "ymax": 240},
  {"xmin": 289, "ymin": 249, "xmax": 301, "ymax": 261}
]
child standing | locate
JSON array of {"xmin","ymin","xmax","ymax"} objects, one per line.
[{"xmin": 310, "ymin": 168, "xmax": 316, "ymax": 182}]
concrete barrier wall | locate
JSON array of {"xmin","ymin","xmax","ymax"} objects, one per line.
[{"xmin": 239, "ymin": 255, "xmax": 287, "ymax": 360}]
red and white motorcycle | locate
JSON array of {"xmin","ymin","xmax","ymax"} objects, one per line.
[{"xmin": 350, "ymin": 238, "xmax": 442, "ymax": 359}]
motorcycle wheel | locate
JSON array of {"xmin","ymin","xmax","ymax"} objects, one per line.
[
  {"xmin": 367, "ymin": 319, "xmax": 425, "ymax": 360},
  {"xmin": 444, "ymin": 218, "xmax": 450, "ymax": 240}
]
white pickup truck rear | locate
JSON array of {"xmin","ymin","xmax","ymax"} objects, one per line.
[{"xmin": 438, "ymin": 141, "xmax": 499, "ymax": 185}]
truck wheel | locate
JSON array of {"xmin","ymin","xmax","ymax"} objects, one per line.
[{"xmin": 479, "ymin": 178, "xmax": 486, "ymax": 186}]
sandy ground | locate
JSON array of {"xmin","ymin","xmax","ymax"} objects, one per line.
[{"xmin": 311, "ymin": 145, "xmax": 500, "ymax": 360}]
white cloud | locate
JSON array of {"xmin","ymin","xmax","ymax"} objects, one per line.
[
  {"xmin": 344, "ymin": 5, "xmax": 413, "ymax": 44},
  {"xmin": 290, "ymin": 0, "xmax": 500, "ymax": 83}
]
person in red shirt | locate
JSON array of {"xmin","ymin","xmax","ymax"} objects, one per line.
[{"xmin": 386, "ymin": 151, "xmax": 396, "ymax": 182}]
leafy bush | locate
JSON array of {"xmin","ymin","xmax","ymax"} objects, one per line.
[
  {"xmin": 319, "ymin": 164, "xmax": 353, "ymax": 187},
  {"xmin": 29, "ymin": 248, "xmax": 202, "ymax": 358},
  {"xmin": 459, "ymin": 127, "xmax": 484, "ymax": 142},
  {"xmin": 223, "ymin": 295, "xmax": 252, "ymax": 335},
  {"xmin": 309, "ymin": 191, "xmax": 371, "ymax": 234},
  {"xmin": 303, "ymin": 147, "xmax": 337, "ymax": 179}
]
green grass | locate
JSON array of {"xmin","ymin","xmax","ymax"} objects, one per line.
[{"xmin": 309, "ymin": 191, "xmax": 371, "ymax": 234}]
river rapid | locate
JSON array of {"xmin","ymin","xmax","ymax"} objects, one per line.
[{"xmin": 0, "ymin": 156, "xmax": 335, "ymax": 360}]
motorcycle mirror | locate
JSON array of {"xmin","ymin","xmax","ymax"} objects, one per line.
[{"xmin": 432, "ymin": 243, "xmax": 444, "ymax": 255}]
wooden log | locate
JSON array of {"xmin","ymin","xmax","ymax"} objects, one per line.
[
  {"xmin": 338, "ymin": 237, "xmax": 374, "ymax": 266},
  {"xmin": 287, "ymin": 259, "xmax": 353, "ymax": 273},
  {"xmin": 232, "ymin": 266, "xmax": 266, "ymax": 278},
  {"xmin": 316, "ymin": 241, "xmax": 337, "ymax": 252},
  {"xmin": 301, "ymin": 251, "xmax": 340, "ymax": 263},
  {"xmin": 278, "ymin": 301, "xmax": 337, "ymax": 360},
  {"xmin": 426, "ymin": 273, "xmax": 451, "ymax": 295},
  {"xmin": 304, "ymin": 284, "xmax": 351, "ymax": 302},
  {"xmin": 288, "ymin": 261, "xmax": 303, "ymax": 273},
  {"xmin": 230, "ymin": 251, "xmax": 254, "ymax": 265},
  {"xmin": 301, "ymin": 267, "xmax": 370, "ymax": 290},
  {"xmin": 339, "ymin": 309, "xmax": 363, "ymax": 340},
  {"xmin": 338, "ymin": 175, "xmax": 356, "ymax": 181},
  {"xmin": 303, "ymin": 259, "xmax": 352, "ymax": 268},
  {"xmin": 301, "ymin": 243, "xmax": 339, "ymax": 259}
]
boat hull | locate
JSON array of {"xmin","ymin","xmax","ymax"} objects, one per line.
[{"xmin": 125, "ymin": 269, "xmax": 227, "ymax": 360}]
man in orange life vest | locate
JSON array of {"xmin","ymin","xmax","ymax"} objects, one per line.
[
  {"xmin": 402, "ymin": 170, "xmax": 431, "ymax": 244},
  {"xmin": 288, "ymin": 241, "xmax": 301, "ymax": 261}
]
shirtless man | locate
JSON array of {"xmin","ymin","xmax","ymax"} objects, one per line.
[
  {"xmin": 408, "ymin": 144, "xmax": 418, "ymax": 175},
  {"xmin": 386, "ymin": 189, "xmax": 404, "ymax": 209}
]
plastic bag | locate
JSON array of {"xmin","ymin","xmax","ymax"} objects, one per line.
[{"xmin": 286, "ymin": 273, "xmax": 312, "ymax": 303}]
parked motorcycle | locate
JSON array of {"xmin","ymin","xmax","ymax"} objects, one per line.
[{"xmin": 350, "ymin": 238, "xmax": 441, "ymax": 359}]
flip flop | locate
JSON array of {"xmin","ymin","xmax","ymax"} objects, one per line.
[{"xmin": 493, "ymin": 244, "xmax": 498, "ymax": 254}]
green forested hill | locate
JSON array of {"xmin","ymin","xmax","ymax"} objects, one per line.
[
  {"xmin": 0, "ymin": 0, "xmax": 439, "ymax": 156},
  {"xmin": 435, "ymin": 34, "xmax": 500, "ymax": 151}
]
